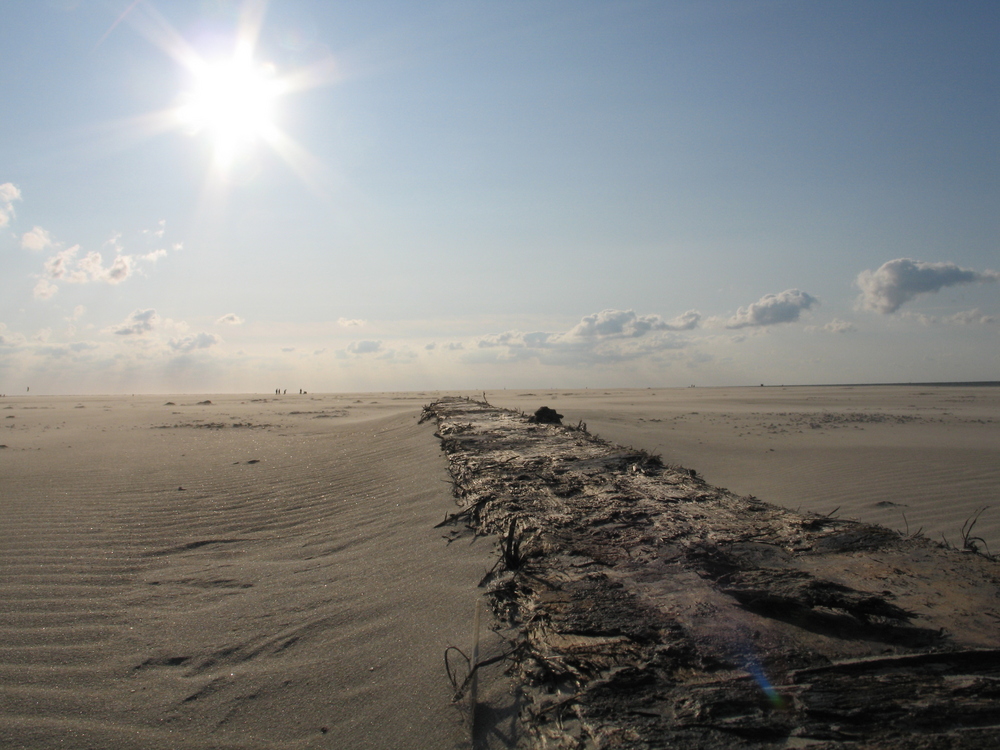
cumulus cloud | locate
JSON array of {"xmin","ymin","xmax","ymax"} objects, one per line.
[
  {"xmin": 0, "ymin": 322, "xmax": 27, "ymax": 346},
  {"xmin": 103, "ymin": 254, "xmax": 133, "ymax": 284},
  {"xmin": 567, "ymin": 308, "xmax": 701, "ymax": 338},
  {"xmin": 216, "ymin": 313, "xmax": 245, "ymax": 325},
  {"xmin": 109, "ymin": 309, "xmax": 160, "ymax": 336},
  {"xmin": 33, "ymin": 279, "xmax": 58, "ymax": 300},
  {"xmin": 21, "ymin": 226, "xmax": 54, "ymax": 251},
  {"xmin": 169, "ymin": 332, "xmax": 221, "ymax": 352},
  {"xmin": 725, "ymin": 289, "xmax": 818, "ymax": 329},
  {"xmin": 473, "ymin": 308, "xmax": 695, "ymax": 366},
  {"xmin": 347, "ymin": 340, "xmax": 383, "ymax": 354},
  {"xmin": 338, "ymin": 317, "xmax": 366, "ymax": 327},
  {"xmin": 0, "ymin": 182, "xmax": 21, "ymax": 227},
  {"xmin": 822, "ymin": 318, "xmax": 857, "ymax": 334},
  {"xmin": 907, "ymin": 309, "xmax": 997, "ymax": 326},
  {"xmin": 43, "ymin": 245, "xmax": 79, "ymax": 280},
  {"xmin": 807, "ymin": 318, "xmax": 857, "ymax": 334},
  {"xmin": 68, "ymin": 305, "xmax": 86, "ymax": 322},
  {"xmin": 856, "ymin": 258, "xmax": 1000, "ymax": 314},
  {"xmin": 946, "ymin": 309, "xmax": 997, "ymax": 325},
  {"xmin": 41, "ymin": 246, "xmax": 134, "ymax": 286}
]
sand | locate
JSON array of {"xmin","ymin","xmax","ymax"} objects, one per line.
[
  {"xmin": 0, "ymin": 393, "xmax": 509, "ymax": 749},
  {"xmin": 1, "ymin": 385, "xmax": 998, "ymax": 749}
]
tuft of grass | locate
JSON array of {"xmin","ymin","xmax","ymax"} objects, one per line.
[{"xmin": 960, "ymin": 506, "xmax": 992, "ymax": 557}]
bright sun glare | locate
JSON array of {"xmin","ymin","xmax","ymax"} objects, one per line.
[
  {"xmin": 176, "ymin": 55, "xmax": 280, "ymax": 164},
  {"xmin": 108, "ymin": 0, "xmax": 338, "ymax": 186}
]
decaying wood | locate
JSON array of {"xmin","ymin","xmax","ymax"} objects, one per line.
[{"xmin": 426, "ymin": 397, "xmax": 1000, "ymax": 749}]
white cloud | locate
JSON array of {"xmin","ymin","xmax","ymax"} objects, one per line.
[
  {"xmin": 473, "ymin": 308, "xmax": 695, "ymax": 366},
  {"xmin": 33, "ymin": 328, "xmax": 52, "ymax": 343},
  {"xmin": 44, "ymin": 245, "xmax": 80, "ymax": 280},
  {"xmin": 0, "ymin": 182, "xmax": 21, "ymax": 227},
  {"xmin": 809, "ymin": 318, "xmax": 857, "ymax": 334},
  {"xmin": 33, "ymin": 279, "xmax": 58, "ymax": 300},
  {"xmin": 68, "ymin": 305, "xmax": 86, "ymax": 322},
  {"xmin": 109, "ymin": 309, "xmax": 160, "ymax": 336},
  {"xmin": 21, "ymin": 226, "xmax": 54, "ymax": 251},
  {"xmin": 907, "ymin": 309, "xmax": 998, "ymax": 326},
  {"xmin": 347, "ymin": 340, "xmax": 383, "ymax": 354},
  {"xmin": 856, "ymin": 258, "xmax": 1000, "ymax": 314},
  {"xmin": 726, "ymin": 289, "xmax": 818, "ymax": 329},
  {"xmin": 567, "ymin": 308, "xmax": 701, "ymax": 338},
  {"xmin": 169, "ymin": 332, "xmax": 221, "ymax": 352},
  {"xmin": 946, "ymin": 309, "xmax": 997, "ymax": 325},
  {"xmin": 338, "ymin": 317, "xmax": 366, "ymax": 327},
  {"xmin": 103, "ymin": 254, "xmax": 133, "ymax": 284},
  {"xmin": 143, "ymin": 249, "xmax": 167, "ymax": 262},
  {"xmin": 42, "ymin": 246, "xmax": 134, "ymax": 286},
  {"xmin": 0, "ymin": 322, "xmax": 28, "ymax": 347},
  {"xmin": 825, "ymin": 319, "xmax": 856, "ymax": 333},
  {"xmin": 216, "ymin": 313, "xmax": 245, "ymax": 325}
]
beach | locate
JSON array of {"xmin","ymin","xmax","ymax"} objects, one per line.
[
  {"xmin": 1, "ymin": 385, "xmax": 998, "ymax": 748},
  {"xmin": 0, "ymin": 393, "xmax": 508, "ymax": 749}
]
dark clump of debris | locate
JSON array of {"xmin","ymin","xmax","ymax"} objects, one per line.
[
  {"xmin": 528, "ymin": 406, "xmax": 563, "ymax": 424},
  {"xmin": 426, "ymin": 396, "xmax": 1000, "ymax": 750}
]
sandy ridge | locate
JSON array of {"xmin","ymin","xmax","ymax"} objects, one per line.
[{"xmin": 427, "ymin": 397, "xmax": 1000, "ymax": 749}]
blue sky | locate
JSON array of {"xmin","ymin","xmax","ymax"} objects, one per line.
[{"xmin": 2, "ymin": 0, "xmax": 997, "ymax": 393}]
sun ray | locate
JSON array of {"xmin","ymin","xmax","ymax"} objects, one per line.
[{"xmin": 93, "ymin": 0, "xmax": 338, "ymax": 195}]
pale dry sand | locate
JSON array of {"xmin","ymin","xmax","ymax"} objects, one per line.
[
  {"xmin": 485, "ymin": 385, "xmax": 1000, "ymax": 555},
  {"xmin": 3, "ymin": 385, "xmax": 998, "ymax": 748},
  {"xmin": 0, "ymin": 393, "xmax": 512, "ymax": 750}
]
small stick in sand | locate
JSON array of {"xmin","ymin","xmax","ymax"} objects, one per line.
[{"xmin": 470, "ymin": 597, "xmax": 481, "ymax": 736}]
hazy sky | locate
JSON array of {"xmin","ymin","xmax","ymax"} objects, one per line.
[{"xmin": 2, "ymin": 0, "xmax": 997, "ymax": 393}]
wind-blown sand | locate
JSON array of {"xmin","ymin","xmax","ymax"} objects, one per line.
[
  {"xmin": 1, "ymin": 385, "xmax": 998, "ymax": 748},
  {"xmin": 0, "ymin": 394, "xmax": 510, "ymax": 749}
]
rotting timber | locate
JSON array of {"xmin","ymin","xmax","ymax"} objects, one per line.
[{"xmin": 424, "ymin": 397, "xmax": 1000, "ymax": 750}]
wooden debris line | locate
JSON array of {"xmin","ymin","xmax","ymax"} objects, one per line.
[{"xmin": 425, "ymin": 397, "xmax": 1000, "ymax": 749}]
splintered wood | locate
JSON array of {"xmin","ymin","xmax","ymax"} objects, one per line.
[{"xmin": 426, "ymin": 397, "xmax": 1000, "ymax": 750}]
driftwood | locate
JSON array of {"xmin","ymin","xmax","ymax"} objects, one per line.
[{"xmin": 425, "ymin": 397, "xmax": 1000, "ymax": 749}]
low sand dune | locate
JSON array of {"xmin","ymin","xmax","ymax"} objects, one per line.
[{"xmin": 0, "ymin": 394, "xmax": 507, "ymax": 749}]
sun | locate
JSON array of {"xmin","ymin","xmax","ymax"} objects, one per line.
[{"xmin": 175, "ymin": 55, "xmax": 280, "ymax": 164}]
